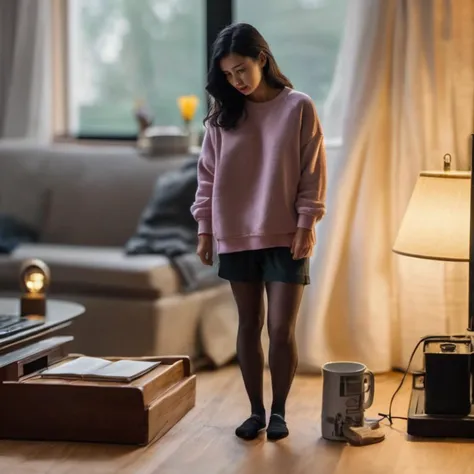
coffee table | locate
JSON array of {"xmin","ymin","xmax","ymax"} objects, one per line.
[{"xmin": 0, "ymin": 298, "xmax": 84, "ymax": 355}]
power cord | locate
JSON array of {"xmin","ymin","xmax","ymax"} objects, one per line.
[{"xmin": 377, "ymin": 333, "xmax": 469, "ymax": 425}]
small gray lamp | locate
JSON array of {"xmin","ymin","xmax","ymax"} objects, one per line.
[{"xmin": 19, "ymin": 259, "xmax": 50, "ymax": 318}]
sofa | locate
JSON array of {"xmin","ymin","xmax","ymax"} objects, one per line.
[{"xmin": 0, "ymin": 139, "xmax": 239, "ymax": 367}]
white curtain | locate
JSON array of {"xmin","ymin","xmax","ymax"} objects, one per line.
[
  {"xmin": 1, "ymin": 0, "xmax": 51, "ymax": 141},
  {"xmin": 297, "ymin": 0, "xmax": 474, "ymax": 373}
]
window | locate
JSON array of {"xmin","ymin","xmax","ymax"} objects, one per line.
[
  {"xmin": 63, "ymin": 0, "xmax": 346, "ymax": 139},
  {"xmin": 235, "ymin": 0, "xmax": 348, "ymax": 119},
  {"xmin": 67, "ymin": 0, "xmax": 206, "ymax": 137}
]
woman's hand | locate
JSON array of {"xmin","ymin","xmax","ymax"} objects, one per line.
[
  {"xmin": 291, "ymin": 227, "xmax": 315, "ymax": 260},
  {"xmin": 197, "ymin": 234, "xmax": 213, "ymax": 266}
]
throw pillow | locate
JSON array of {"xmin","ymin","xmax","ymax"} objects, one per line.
[{"xmin": 125, "ymin": 158, "xmax": 199, "ymax": 257}]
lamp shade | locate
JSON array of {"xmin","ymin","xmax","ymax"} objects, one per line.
[{"xmin": 393, "ymin": 171, "xmax": 471, "ymax": 262}]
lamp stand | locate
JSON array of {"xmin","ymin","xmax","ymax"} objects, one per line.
[
  {"xmin": 20, "ymin": 293, "xmax": 46, "ymax": 318},
  {"xmin": 406, "ymin": 135, "xmax": 474, "ymax": 438},
  {"xmin": 469, "ymin": 133, "xmax": 474, "ymax": 332}
]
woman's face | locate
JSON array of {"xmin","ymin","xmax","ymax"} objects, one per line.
[{"xmin": 220, "ymin": 53, "xmax": 265, "ymax": 96}]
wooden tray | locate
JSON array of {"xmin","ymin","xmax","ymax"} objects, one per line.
[{"xmin": 0, "ymin": 339, "xmax": 196, "ymax": 445}]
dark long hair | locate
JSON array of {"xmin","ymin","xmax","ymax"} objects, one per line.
[{"xmin": 204, "ymin": 23, "xmax": 293, "ymax": 130}]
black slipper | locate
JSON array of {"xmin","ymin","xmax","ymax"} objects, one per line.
[
  {"xmin": 267, "ymin": 414, "xmax": 289, "ymax": 441},
  {"xmin": 235, "ymin": 414, "xmax": 266, "ymax": 440}
]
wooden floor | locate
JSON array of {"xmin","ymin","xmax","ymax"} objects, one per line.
[{"xmin": 0, "ymin": 365, "xmax": 472, "ymax": 474}]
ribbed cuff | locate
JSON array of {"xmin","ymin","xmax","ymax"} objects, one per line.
[
  {"xmin": 297, "ymin": 214, "xmax": 317, "ymax": 229},
  {"xmin": 198, "ymin": 219, "xmax": 212, "ymax": 235}
]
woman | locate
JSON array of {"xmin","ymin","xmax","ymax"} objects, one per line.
[{"xmin": 191, "ymin": 23, "xmax": 327, "ymax": 441}]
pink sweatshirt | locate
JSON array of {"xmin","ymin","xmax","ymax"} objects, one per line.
[{"xmin": 191, "ymin": 87, "xmax": 327, "ymax": 254}]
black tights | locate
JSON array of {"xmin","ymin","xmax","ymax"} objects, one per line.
[{"xmin": 231, "ymin": 281, "xmax": 304, "ymax": 419}]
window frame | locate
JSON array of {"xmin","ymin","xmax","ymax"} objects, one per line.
[
  {"xmin": 51, "ymin": 0, "xmax": 69, "ymax": 140},
  {"xmin": 52, "ymin": 0, "xmax": 232, "ymax": 143},
  {"xmin": 52, "ymin": 0, "xmax": 343, "ymax": 146}
]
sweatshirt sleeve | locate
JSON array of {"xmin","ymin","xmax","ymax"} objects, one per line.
[
  {"xmin": 295, "ymin": 98, "xmax": 327, "ymax": 229},
  {"xmin": 191, "ymin": 127, "xmax": 215, "ymax": 235}
]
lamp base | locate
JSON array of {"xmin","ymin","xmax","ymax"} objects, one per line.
[
  {"xmin": 408, "ymin": 377, "xmax": 474, "ymax": 438},
  {"xmin": 20, "ymin": 295, "xmax": 46, "ymax": 318}
]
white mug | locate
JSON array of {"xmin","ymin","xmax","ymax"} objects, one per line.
[{"xmin": 321, "ymin": 361, "xmax": 375, "ymax": 441}]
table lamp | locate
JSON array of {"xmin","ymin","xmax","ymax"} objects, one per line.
[
  {"xmin": 19, "ymin": 259, "xmax": 50, "ymax": 318},
  {"xmin": 391, "ymin": 134, "xmax": 474, "ymax": 438}
]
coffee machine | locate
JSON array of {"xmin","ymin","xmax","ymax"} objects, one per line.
[
  {"xmin": 423, "ymin": 338, "xmax": 472, "ymax": 416},
  {"xmin": 406, "ymin": 335, "xmax": 474, "ymax": 437}
]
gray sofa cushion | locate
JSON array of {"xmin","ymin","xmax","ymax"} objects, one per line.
[
  {"xmin": 0, "ymin": 244, "xmax": 180, "ymax": 298},
  {"xmin": 0, "ymin": 142, "xmax": 50, "ymax": 230},
  {"xmin": 0, "ymin": 140, "xmax": 193, "ymax": 247},
  {"xmin": 40, "ymin": 148, "xmax": 191, "ymax": 247}
]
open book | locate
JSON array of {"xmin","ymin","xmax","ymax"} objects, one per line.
[{"xmin": 40, "ymin": 356, "xmax": 161, "ymax": 383}]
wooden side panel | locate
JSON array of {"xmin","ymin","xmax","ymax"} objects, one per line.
[
  {"xmin": 147, "ymin": 375, "xmax": 197, "ymax": 445},
  {"xmin": 0, "ymin": 383, "xmax": 145, "ymax": 444},
  {"xmin": 141, "ymin": 361, "xmax": 185, "ymax": 406}
]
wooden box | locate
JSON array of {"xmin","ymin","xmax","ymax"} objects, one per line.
[{"xmin": 0, "ymin": 337, "xmax": 196, "ymax": 445}]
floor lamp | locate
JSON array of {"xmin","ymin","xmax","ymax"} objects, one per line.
[{"xmin": 392, "ymin": 134, "xmax": 474, "ymax": 438}]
